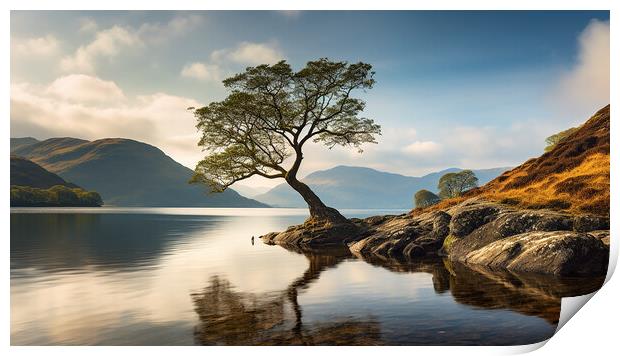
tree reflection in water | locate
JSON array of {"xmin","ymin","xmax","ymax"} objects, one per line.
[
  {"xmin": 192, "ymin": 244, "xmax": 605, "ymax": 345},
  {"xmin": 191, "ymin": 246, "xmax": 382, "ymax": 345}
]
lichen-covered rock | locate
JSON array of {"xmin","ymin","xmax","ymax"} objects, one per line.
[
  {"xmin": 460, "ymin": 231, "xmax": 609, "ymax": 276},
  {"xmin": 448, "ymin": 203, "xmax": 501, "ymax": 237},
  {"xmin": 573, "ymin": 215, "xmax": 610, "ymax": 232}
]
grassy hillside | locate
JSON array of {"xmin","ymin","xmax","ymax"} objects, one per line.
[
  {"xmin": 11, "ymin": 137, "xmax": 267, "ymax": 207},
  {"xmin": 256, "ymin": 165, "xmax": 510, "ymax": 208},
  {"xmin": 11, "ymin": 155, "xmax": 77, "ymax": 189},
  {"xmin": 417, "ymin": 105, "xmax": 610, "ymax": 216},
  {"xmin": 10, "ymin": 137, "xmax": 40, "ymax": 151}
]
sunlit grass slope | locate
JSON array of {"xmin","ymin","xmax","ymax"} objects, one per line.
[{"xmin": 414, "ymin": 104, "xmax": 610, "ymax": 216}]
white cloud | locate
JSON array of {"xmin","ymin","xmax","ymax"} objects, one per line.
[
  {"xmin": 449, "ymin": 126, "xmax": 494, "ymax": 157},
  {"xmin": 79, "ymin": 18, "xmax": 98, "ymax": 33},
  {"xmin": 402, "ymin": 141, "xmax": 442, "ymax": 156},
  {"xmin": 46, "ymin": 74, "xmax": 125, "ymax": 104},
  {"xmin": 181, "ymin": 62, "xmax": 221, "ymax": 81},
  {"xmin": 180, "ymin": 41, "xmax": 284, "ymax": 83},
  {"xmin": 229, "ymin": 42, "xmax": 283, "ymax": 65},
  {"xmin": 212, "ymin": 42, "xmax": 284, "ymax": 65},
  {"xmin": 137, "ymin": 15, "xmax": 203, "ymax": 44},
  {"xmin": 551, "ymin": 19, "xmax": 609, "ymax": 121},
  {"xmin": 61, "ymin": 26, "xmax": 141, "ymax": 73},
  {"xmin": 11, "ymin": 77, "xmax": 203, "ymax": 168},
  {"xmin": 61, "ymin": 15, "xmax": 203, "ymax": 74},
  {"xmin": 12, "ymin": 35, "xmax": 60, "ymax": 57}
]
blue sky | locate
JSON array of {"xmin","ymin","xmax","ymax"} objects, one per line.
[{"xmin": 10, "ymin": 11, "xmax": 610, "ymax": 188}]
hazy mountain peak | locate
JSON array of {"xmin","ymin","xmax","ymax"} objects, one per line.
[{"xmin": 257, "ymin": 165, "xmax": 510, "ymax": 209}]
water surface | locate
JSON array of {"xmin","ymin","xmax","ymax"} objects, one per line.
[{"xmin": 10, "ymin": 208, "xmax": 602, "ymax": 345}]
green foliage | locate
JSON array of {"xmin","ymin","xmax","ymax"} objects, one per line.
[
  {"xmin": 190, "ymin": 58, "xmax": 381, "ymax": 192},
  {"xmin": 442, "ymin": 234, "xmax": 458, "ymax": 255},
  {"xmin": 414, "ymin": 189, "xmax": 440, "ymax": 208},
  {"xmin": 544, "ymin": 127, "xmax": 578, "ymax": 152},
  {"xmin": 10, "ymin": 185, "xmax": 103, "ymax": 207},
  {"xmin": 438, "ymin": 170, "xmax": 478, "ymax": 199}
]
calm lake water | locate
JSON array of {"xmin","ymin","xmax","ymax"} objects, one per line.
[{"xmin": 10, "ymin": 208, "xmax": 604, "ymax": 345}]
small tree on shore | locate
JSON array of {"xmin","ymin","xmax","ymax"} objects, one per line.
[
  {"xmin": 190, "ymin": 59, "xmax": 381, "ymax": 224},
  {"xmin": 544, "ymin": 127, "xmax": 578, "ymax": 152},
  {"xmin": 438, "ymin": 170, "xmax": 478, "ymax": 199},
  {"xmin": 414, "ymin": 189, "xmax": 440, "ymax": 208}
]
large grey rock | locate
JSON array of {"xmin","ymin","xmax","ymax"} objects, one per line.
[
  {"xmin": 449, "ymin": 204, "xmax": 500, "ymax": 237},
  {"xmin": 448, "ymin": 208, "xmax": 579, "ymax": 259},
  {"xmin": 460, "ymin": 231, "xmax": 609, "ymax": 276}
]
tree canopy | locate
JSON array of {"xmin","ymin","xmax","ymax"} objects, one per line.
[
  {"xmin": 414, "ymin": 189, "xmax": 440, "ymax": 208},
  {"xmin": 10, "ymin": 185, "xmax": 103, "ymax": 207},
  {"xmin": 437, "ymin": 170, "xmax": 478, "ymax": 199},
  {"xmin": 544, "ymin": 126, "xmax": 578, "ymax": 152},
  {"xmin": 190, "ymin": 58, "xmax": 381, "ymax": 222}
]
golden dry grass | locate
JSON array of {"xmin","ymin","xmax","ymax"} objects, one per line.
[
  {"xmin": 481, "ymin": 153, "xmax": 609, "ymax": 215},
  {"xmin": 412, "ymin": 105, "xmax": 610, "ymax": 217}
]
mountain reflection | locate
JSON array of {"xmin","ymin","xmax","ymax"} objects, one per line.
[
  {"xmin": 191, "ymin": 246, "xmax": 383, "ymax": 345},
  {"xmin": 10, "ymin": 213, "xmax": 216, "ymax": 271}
]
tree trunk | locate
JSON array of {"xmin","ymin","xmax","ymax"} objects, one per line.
[{"xmin": 285, "ymin": 176, "xmax": 349, "ymax": 225}]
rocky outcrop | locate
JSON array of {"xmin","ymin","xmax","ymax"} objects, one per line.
[
  {"xmin": 356, "ymin": 198, "xmax": 608, "ymax": 276},
  {"xmin": 261, "ymin": 198, "xmax": 609, "ymax": 276},
  {"xmin": 261, "ymin": 219, "xmax": 365, "ymax": 246}
]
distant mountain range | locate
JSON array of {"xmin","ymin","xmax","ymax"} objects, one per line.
[
  {"xmin": 255, "ymin": 165, "xmax": 511, "ymax": 209},
  {"xmin": 10, "ymin": 137, "xmax": 267, "ymax": 207},
  {"xmin": 231, "ymin": 184, "xmax": 274, "ymax": 198},
  {"xmin": 10, "ymin": 136, "xmax": 510, "ymax": 209}
]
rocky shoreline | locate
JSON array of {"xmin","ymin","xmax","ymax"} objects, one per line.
[{"xmin": 261, "ymin": 198, "xmax": 610, "ymax": 277}]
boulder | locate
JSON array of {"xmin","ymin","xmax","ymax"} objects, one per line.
[
  {"xmin": 460, "ymin": 231, "xmax": 609, "ymax": 276},
  {"xmin": 448, "ymin": 209, "xmax": 578, "ymax": 259},
  {"xmin": 261, "ymin": 220, "xmax": 364, "ymax": 247},
  {"xmin": 448, "ymin": 203, "xmax": 500, "ymax": 237}
]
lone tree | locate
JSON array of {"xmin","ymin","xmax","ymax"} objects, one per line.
[
  {"xmin": 414, "ymin": 189, "xmax": 440, "ymax": 208},
  {"xmin": 190, "ymin": 59, "xmax": 381, "ymax": 224},
  {"xmin": 437, "ymin": 170, "xmax": 478, "ymax": 199}
]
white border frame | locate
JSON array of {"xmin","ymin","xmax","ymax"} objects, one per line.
[{"xmin": 3, "ymin": 1, "xmax": 617, "ymax": 355}]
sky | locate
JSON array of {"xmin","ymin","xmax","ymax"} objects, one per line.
[{"xmin": 10, "ymin": 10, "xmax": 610, "ymax": 189}]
